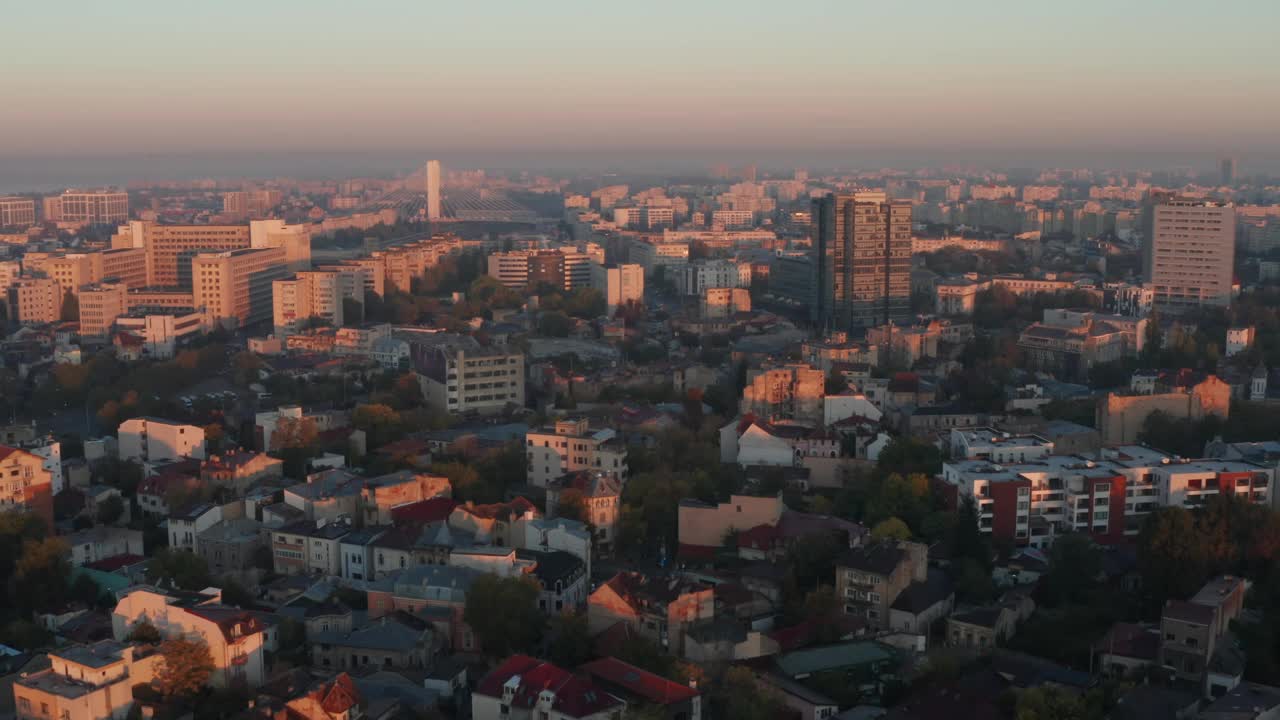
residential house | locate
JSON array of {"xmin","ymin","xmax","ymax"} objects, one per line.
[
  {"xmin": 117, "ymin": 417, "xmax": 206, "ymax": 464},
  {"xmin": 0, "ymin": 445, "xmax": 54, "ymax": 526},
  {"xmin": 13, "ymin": 642, "xmax": 161, "ymax": 720},
  {"xmin": 284, "ymin": 469, "xmax": 362, "ymax": 526},
  {"xmin": 1159, "ymin": 575, "xmax": 1247, "ymax": 695},
  {"xmin": 473, "ymin": 655, "xmax": 622, "ymax": 720},
  {"xmin": 201, "ymin": 452, "xmax": 283, "ymax": 494},
  {"xmin": 580, "ymin": 656, "xmax": 701, "ymax": 720},
  {"xmin": 836, "ymin": 541, "xmax": 929, "ymax": 630},
  {"xmin": 64, "ymin": 527, "xmax": 144, "ymax": 567},
  {"xmin": 111, "ymin": 587, "xmax": 266, "ymax": 687},
  {"xmin": 310, "ymin": 612, "xmax": 436, "ymax": 671},
  {"xmin": 196, "ymin": 518, "xmax": 265, "ymax": 576},
  {"xmin": 366, "ymin": 565, "xmax": 481, "ymax": 652},
  {"xmin": 525, "ymin": 418, "xmax": 628, "ymax": 488},
  {"xmin": 587, "ymin": 572, "xmax": 714, "ymax": 656},
  {"xmin": 546, "ymin": 470, "xmax": 621, "ymax": 554},
  {"xmin": 519, "ymin": 549, "xmax": 589, "ymax": 614},
  {"xmin": 359, "ymin": 471, "xmax": 450, "ymax": 526}
]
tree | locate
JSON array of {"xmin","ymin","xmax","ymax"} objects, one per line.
[
  {"xmin": 146, "ymin": 548, "xmax": 212, "ymax": 591},
  {"xmin": 60, "ymin": 289, "xmax": 79, "ymax": 322},
  {"xmin": 463, "ymin": 575, "xmax": 544, "ymax": 656},
  {"xmin": 546, "ymin": 613, "xmax": 593, "ymax": 668},
  {"xmin": 1137, "ymin": 507, "xmax": 1210, "ymax": 606},
  {"xmin": 876, "ymin": 438, "xmax": 943, "ymax": 477},
  {"xmin": 11, "ymin": 537, "xmax": 71, "ymax": 615},
  {"xmin": 1015, "ymin": 686, "xmax": 1097, "ymax": 720},
  {"xmin": 96, "ymin": 495, "xmax": 125, "ymax": 525},
  {"xmin": 351, "ymin": 403, "xmax": 403, "ymax": 448},
  {"xmin": 342, "ymin": 297, "xmax": 365, "ymax": 326},
  {"xmin": 538, "ymin": 311, "xmax": 573, "ymax": 337},
  {"xmin": 155, "ymin": 637, "xmax": 215, "ymax": 698},
  {"xmin": 712, "ymin": 667, "xmax": 785, "ymax": 720},
  {"xmin": 556, "ymin": 488, "xmax": 589, "ymax": 524},
  {"xmin": 871, "ymin": 517, "xmax": 912, "ymax": 541},
  {"xmin": 1040, "ymin": 533, "xmax": 1102, "ymax": 607},
  {"xmin": 825, "ymin": 368, "xmax": 849, "ymax": 395},
  {"xmin": 126, "ymin": 621, "xmax": 162, "ymax": 644},
  {"xmin": 219, "ymin": 579, "xmax": 255, "ymax": 608}
]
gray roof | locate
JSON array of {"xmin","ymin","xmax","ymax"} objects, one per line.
[
  {"xmin": 311, "ymin": 617, "xmax": 428, "ymax": 653},
  {"xmin": 372, "ymin": 565, "xmax": 482, "ymax": 604},
  {"xmin": 1202, "ymin": 683, "xmax": 1280, "ymax": 716},
  {"xmin": 775, "ymin": 641, "xmax": 895, "ymax": 678}
]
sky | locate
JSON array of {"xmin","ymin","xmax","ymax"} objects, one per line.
[{"xmin": 1, "ymin": 0, "xmax": 1278, "ymax": 176}]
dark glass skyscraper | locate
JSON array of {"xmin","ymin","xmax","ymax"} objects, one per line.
[{"xmin": 811, "ymin": 192, "xmax": 913, "ymax": 331}]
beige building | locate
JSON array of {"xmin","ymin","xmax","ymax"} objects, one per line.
[
  {"xmin": 702, "ymin": 287, "xmax": 751, "ymax": 319},
  {"xmin": 58, "ymin": 189, "xmax": 129, "ymax": 225},
  {"xmin": 111, "ymin": 587, "xmax": 266, "ymax": 688},
  {"xmin": 406, "ymin": 332, "xmax": 524, "ymax": 415},
  {"xmin": 525, "ymin": 418, "xmax": 628, "ymax": 488},
  {"xmin": 118, "ymin": 417, "xmax": 206, "ymax": 463},
  {"xmin": 13, "ymin": 277, "xmax": 61, "ymax": 325},
  {"xmin": 79, "ymin": 283, "xmax": 130, "ymax": 339},
  {"xmin": 591, "ymin": 263, "xmax": 644, "ymax": 315},
  {"xmin": 1144, "ymin": 197, "xmax": 1236, "ymax": 312},
  {"xmin": 273, "ymin": 270, "xmax": 346, "ymax": 337},
  {"xmin": 250, "ymin": 219, "xmax": 312, "ymax": 272},
  {"xmin": 836, "ymin": 541, "xmax": 928, "ymax": 630},
  {"xmin": 0, "ymin": 197, "xmax": 36, "ymax": 227},
  {"xmin": 0, "ymin": 445, "xmax": 55, "ymax": 526},
  {"xmin": 193, "ymin": 247, "xmax": 288, "ymax": 329},
  {"xmin": 677, "ymin": 493, "xmax": 782, "ymax": 549},
  {"xmin": 13, "ymin": 641, "xmax": 161, "ymax": 720},
  {"xmin": 112, "ymin": 221, "xmax": 252, "ymax": 286},
  {"xmin": 1097, "ymin": 375, "xmax": 1231, "ymax": 446}
]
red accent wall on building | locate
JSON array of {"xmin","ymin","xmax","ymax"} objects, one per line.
[
  {"xmin": 1087, "ymin": 474, "xmax": 1127, "ymax": 545},
  {"xmin": 990, "ymin": 479, "xmax": 1030, "ymax": 545}
]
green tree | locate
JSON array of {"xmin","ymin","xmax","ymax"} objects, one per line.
[
  {"xmin": 463, "ymin": 575, "xmax": 544, "ymax": 656},
  {"xmin": 1138, "ymin": 507, "xmax": 1211, "ymax": 605},
  {"xmin": 871, "ymin": 517, "xmax": 912, "ymax": 541},
  {"xmin": 538, "ymin": 311, "xmax": 573, "ymax": 337},
  {"xmin": 546, "ymin": 612, "xmax": 593, "ymax": 668},
  {"xmin": 712, "ymin": 667, "xmax": 785, "ymax": 720},
  {"xmin": 351, "ymin": 403, "xmax": 403, "ymax": 448},
  {"xmin": 96, "ymin": 495, "xmax": 125, "ymax": 525},
  {"xmin": 11, "ymin": 537, "xmax": 71, "ymax": 615},
  {"xmin": 60, "ymin": 289, "xmax": 79, "ymax": 322},
  {"xmin": 155, "ymin": 637, "xmax": 215, "ymax": 698},
  {"xmin": 125, "ymin": 621, "xmax": 162, "ymax": 644},
  {"xmin": 1040, "ymin": 533, "xmax": 1102, "ymax": 607},
  {"xmin": 555, "ymin": 488, "xmax": 589, "ymax": 524},
  {"xmin": 146, "ymin": 548, "xmax": 212, "ymax": 591},
  {"xmin": 876, "ymin": 438, "xmax": 943, "ymax": 477},
  {"xmin": 1015, "ymin": 685, "xmax": 1098, "ymax": 720}
]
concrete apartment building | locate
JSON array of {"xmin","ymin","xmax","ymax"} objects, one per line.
[
  {"xmin": 273, "ymin": 270, "xmax": 346, "ymax": 337},
  {"xmin": 525, "ymin": 418, "xmax": 628, "ymax": 488},
  {"xmin": 426, "ymin": 159, "xmax": 442, "ymax": 219},
  {"xmin": 590, "ymin": 262, "xmax": 643, "ymax": 315},
  {"xmin": 0, "ymin": 445, "xmax": 54, "ymax": 526},
  {"xmin": 112, "ymin": 587, "xmax": 266, "ymax": 687},
  {"xmin": 1144, "ymin": 197, "xmax": 1236, "ymax": 312},
  {"xmin": 811, "ymin": 191, "xmax": 913, "ymax": 330},
  {"xmin": 118, "ymin": 417, "xmax": 206, "ymax": 463},
  {"xmin": 0, "ymin": 196, "xmax": 36, "ymax": 227},
  {"xmin": 837, "ymin": 541, "xmax": 929, "ymax": 630},
  {"xmin": 79, "ymin": 282, "xmax": 130, "ymax": 339},
  {"xmin": 57, "ymin": 189, "xmax": 129, "ymax": 224},
  {"xmin": 192, "ymin": 246, "xmax": 289, "ymax": 329},
  {"xmin": 1159, "ymin": 576, "xmax": 1247, "ymax": 693},
  {"xmin": 674, "ymin": 259, "xmax": 748, "ymax": 296},
  {"xmin": 740, "ymin": 363, "xmax": 825, "ymax": 425},
  {"xmin": 13, "ymin": 641, "xmax": 161, "ymax": 720},
  {"xmin": 112, "ymin": 221, "xmax": 252, "ymax": 286},
  {"xmin": 250, "ymin": 218, "xmax": 312, "ymax": 272},
  {"xmin": 406, "ymin": 332, "xmax": 525, "ymax": 415},
  {"xmin": 13, "ymin": 277, "xmax": 61, "ymax": 325}
]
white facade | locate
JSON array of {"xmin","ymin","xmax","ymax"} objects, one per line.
[
  {"xmin": 117, "ymin": 417, "xmax": 206, "ymax": 464},
  {"xmin": 822, "ymin": 394, "xmax": 884, "ymax": 426},
  {"xmin": 1145, "ymin": 198, "xmax": 1235, "ymax": 312},
  {"xmin": 590, "ymin": 263, "xmax": 644, "ymax": 315}
]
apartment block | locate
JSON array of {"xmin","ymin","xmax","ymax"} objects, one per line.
[
  {"xmin": 1144, "ymin": 197, "xmax": 1235, "ymax": 312},
  {"xmin": 13, "ymin": 277, "xmax": 61, "ymax": 325},
  {"xmin": 406, "ymin": 332, "xmax": 525, "ymax": 415},
  {"xmin": 674, "ymin": 259, "xmax": 747, "ymax": 296},
  {"xmin": 837, "ymin": 541, "xmax": 928, "ymax": 630},
  {"xmin": 112, "ymin": 221, "xmax": 252, "ymax": 287},
  {"xmin": 250, "ymin": 219, "xmax": 312, "ymax": 272},
  {"xmin": 118, "ymin": 417, "xmax": 206, "ymax": 463},
  {"xmin": 740, "ymin": 363, "xmax": 825, "ymax": 425},
  {"xmin": 192, "ymin": 246, "xmax": 288, "ymax": 330},
  {"xmin": 58, "ymin": 189, "xmax": 129, "ymax": 224},
  {"xmin": 79, "ymin": 282, "xmax": 130, "ymax": 339},
  {"xmin": 273, "ymin": 270, "xmax": 346, "ymax": 336},
  {"xmin": 812, "ymin": 191, "xmax": 913, "ymax": 329},
  {"xmin": 0, "ymin": 196, "xmax": 36, "ymax": 227},
  {"xmin": 590, "ymin": 263, "xmax": 643, "ymax": 315},
  {"xmin": 525, "ymin": 418, "xmax": 628, "ymax": 488}
]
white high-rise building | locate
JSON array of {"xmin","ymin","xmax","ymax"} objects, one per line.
[{"xmin": 426, "ymin": 160, "xmax": 442, "ymax": 220}]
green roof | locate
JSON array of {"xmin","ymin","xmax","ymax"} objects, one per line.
[{"xmin": 775, "ymin": 641, "xmax": 895, "ymax": 678}]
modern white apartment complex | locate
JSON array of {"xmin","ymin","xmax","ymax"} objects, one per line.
[{"xmin": 1144, "ymin": 197, "xmax": 1236, "ymax": 312}]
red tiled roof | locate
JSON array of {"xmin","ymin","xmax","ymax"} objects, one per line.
[
  {"xmin": 319, "ymin": 673, "xmax": 360, "ymax": 714},
  {"xmin": 463, "ymin": 496, "xmax": 536, "ymax": 520},
  {"xmin": 580, "ymin": 656, "xmax": 698, "ymax": 705},
  {"xmin": 478, "ymin": 655, "xmax": 620, "ymax": 718},
  {"xmin": 391, "ymin": 497, "xmax": 457, "ymax": 525},
  {"xmin": 0, "ymin": 446, "xmax": 20, "ymax": 462},
  {"xmin": 183, "ymin": 606, "xmax": 264, "ymax": 642},
  {"xmin": 84, "ymin": 554, "xmax": 147, "ymax": 572},
  {"xmin": 737, "ymin": 523, "xmax": 779, "ymax": 550}
]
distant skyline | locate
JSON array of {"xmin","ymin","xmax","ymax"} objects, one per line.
[{"xmin": 1, "ymin": 0, "xmax": 1277, "ymax": 186}]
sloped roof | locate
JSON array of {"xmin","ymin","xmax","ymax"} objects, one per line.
[
  {"xmin": 477, "ymin": 655, "xmax": 621, "ymax": 717},
  {"xmin": 580, "ymin": 656, "xmax": 698, "ymax": 705}
]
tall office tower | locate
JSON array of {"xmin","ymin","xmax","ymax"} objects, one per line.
[
  {"xmin": 811, "ymin": 192, "xmax": 913, "ymax": 330},
  {"xmin": 1220, "ymin": 157, "xmax": 1237, "ymax": 186},
  {"xmin": 426, "ymin": 160, "xmax": 442, "ymax": 220},
  {"xmin": 57, "ymin": 189, "xmax": 129, "ymax": 224},
  {"xmin": 272, "ymin": 270, "xmax": 345, "ymax": 337},
  {"xmin": 13, "ymin": 278, "xmax": 61, "ymax": 325},
  {"xmin": 0, "ymin": 197, "xmax": 36, "ymax": 227},
  {"xmin": 1143, "ymin": 197, "xmax": 1236, "ymax": 312},
  {"xmin": 192, "ymin": 247, "xmax": 288, "ymax": 330},
  {"xmin": 78, "ymin": 283, "xmax": 130, "ymax": 339},
  {"xmin": 250, "ymin": 219, "xmax": 312, "ymax": 271}
]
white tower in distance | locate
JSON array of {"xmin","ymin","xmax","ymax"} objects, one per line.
[{"xmin": 425, "ymin": 160, "xmax": 441, "ymax": 220}]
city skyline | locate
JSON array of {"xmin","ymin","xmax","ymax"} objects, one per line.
[{"xmin": 2, "ymin": 1, "xmax": 1277, "ymax": 169}]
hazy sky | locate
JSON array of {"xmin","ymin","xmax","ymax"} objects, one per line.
[{"xmin": 1, "ymin": 0, "xmax": 1278, "ymax": 161}]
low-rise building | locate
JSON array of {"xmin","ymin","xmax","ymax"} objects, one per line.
[
  {"xmin": 525, "ymin": 418, "xmax": 628, "ymax": 488},
  {"xmin": 117, "ymin": 417, "xmax": 206, "ymax": 464},
  {"xmin": 836, "ymin": 541, "xmax": 929, "ymax": 630},
  {"xmin": 13, "ymin": 642, "xmax": 161, "ymax": 720},
  {"xmin": 474, "ymin": 655, "xmax": 623, "ymax": 720},
  {"xmin": 587, "ymin": 572, "xmax": 714, "ymax": 656}
]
